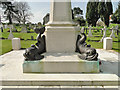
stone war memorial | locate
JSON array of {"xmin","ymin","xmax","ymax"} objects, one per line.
[
  {"xmin": 0, "ymin": 0, "xmax": 120, "ymax": 89},
  {"xmin": 23, "ymin": 0, "xmax": 99, "ymax": 73}
]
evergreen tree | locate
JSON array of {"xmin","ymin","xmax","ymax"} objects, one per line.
[
  {"xmin": 111, "ymin": 2, "xmax": 120, "ymax": 24},
  {"xmin": 0, "ymin": 1, "xmax": 17, "ymax": 24},
  {"xmin": 98, "ymin": 0, "xmax": 113, "ymax": 27},
  {"xmin": 98, "ymin": 0, "xmax": 106, "ymax": 22},
  {"xmin": 73, "ymin": 7, "xmax": 83, "ymax": 16},
  {"xmin": 86, "ymin": 0, "xmax": 93, "ymax": 26},
  {"xmin": 86, "ymin": 0, "xmax": 99, "ymax": 26},
  {"xmin": 104, "ymin": 0, "xmax": 113, "ymax": 27}
]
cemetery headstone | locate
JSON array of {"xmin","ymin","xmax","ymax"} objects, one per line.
[
  {"xmin": 31, "ymin": 36, "xmax": 34, "ymax": 40},
  {"xmin": 8, "ymin": 28, "xmax": 14, "ymax": 40},
  {"xmin": 110, "ymin": 27, "xmax": 115, "ymax": 38},
  {"xmin": 103, "ymin": 37, "xmax": 112, "ymax": 50},
  {"xmin": 115, "ymin": 25, "xmax": 119, "ymax": 36},
  {"xmin": 1, "ymin": 27, "xmax": 3, "ymax": 32},
  {"xmin": 29, "ymin": 24, "xmax": 32, "ymax": 30},
  {"xmin": 0, "ymin": 24, "xmax": 3, "ymax": 32},
  {"xmin": 12, "ymin": 38, "xmax": 21, "ymax": 50},
  {"xmin": 100, "ymin": 26, "xmax": 106, "ymax": 42},
  {"xmin": 4, "ymin": 24, "xmax": 7, "ymax": 29},
  {"xmin": 96, "ymin": 18, "xmax": 105, "ymax": 27},
  {"xmin": 88, "ymin": 25, "xmax": 93, "ymax": 37},
  {"xmin": 21, "ymin": 25, "xmax": 27, "ymax": 33}
]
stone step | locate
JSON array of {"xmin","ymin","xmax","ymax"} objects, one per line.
[
  {"xmin": 23, "ymin": 53, "xmax": 99, "ymax": 73},
  {"xmin": 0, "ymin": 86, "xmax": 119, "ymax": 90},
  {"xmin": 1, "ymin": 74, "xmax": 119, "ymax": 86}
]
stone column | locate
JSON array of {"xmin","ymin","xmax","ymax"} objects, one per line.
[
  {"xmin": 47, "ymin": 0, "xmax": 74, "ymax": 26},
  {"xmin": 45, "ymin": 0, "xmax": 78, "ymax": 53}
]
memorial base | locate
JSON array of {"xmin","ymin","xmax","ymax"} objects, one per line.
[{"xmin": 23, "ymin": 53, "xmax": 99, "ymax": 73}]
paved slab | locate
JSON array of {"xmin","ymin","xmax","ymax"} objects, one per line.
[
  {"xmin": 0, "ymin": 86, "xmax": 119, "ymax": 90},
  {"xmin": 0, "ymin": 49, "xmax": 119, "ymax": 87},
  {"xmin": 96, "ymin": 49, "xmax": 119, "ymax": 76}
]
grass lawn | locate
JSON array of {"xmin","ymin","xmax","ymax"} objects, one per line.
[
  {"xmin": 0, "ymin": 40, "xmax": 37, "ymax": 55},
  {"xmin": 0, "ymin": 24, "xmax": 120, "ymax": 55}
]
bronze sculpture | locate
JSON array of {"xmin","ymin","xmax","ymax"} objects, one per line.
[
  {"xmin": 23, "ymin": 27, "xmax": 46, "ymax": 61},
  {"xmin": 23, "ymin": 26, "xmax": 98, "ymax": 61},
  {"xmin": 76, "ymin": 27, "xmax": 98, "ymax": 61}
]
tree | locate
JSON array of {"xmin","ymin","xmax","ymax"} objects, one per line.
[
  {"xmin": 73, "ymin": 7, "xmax": 85, "ymax": 26},
  {"xmin": 13, "ymin": 2, "xmax": 33, "ymax": 24},
  {"xmin": 73, "ymin": 7, "xmax": 83, "ymax": 16},
  {"xmin": 111, "ymin": 2, "xmax": 120, "ymax": 24},
  {"xmin": 98, "ymin": 0, "xmax": 106, "ymax": 22},
  {"xmin": 86, "ymin": 0, "xmax": 99, "ymax": 26},
  {"xmin": 104, "ymin": 0, "xmax": 113, "ymax": 27},
  {"xmin": 0, "ymin": 1, "xmax": 17, "ymax": 24},
  {"xmin": 98, "ymin": 0, "xmax": 113, "ymax": 27}
]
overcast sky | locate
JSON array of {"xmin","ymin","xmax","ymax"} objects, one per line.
[
  {"xmin": 28, "ymin": 1, "xmax": 119, "ymax": 24},
  {"xmin": 0, "ymin": 0, "xmax": 119, "ymax": 24}
]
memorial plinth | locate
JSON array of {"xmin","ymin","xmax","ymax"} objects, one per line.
[
  {"xmin": 45, "ymin": 1, "xmax": 78, "ymax": 53},
  {"xmin": 23, "ymin": 0, "xmax": 99, "ymax": 73},
  {"xmin": 23, "ymin": 53, "xmax": 99, "ymax": 73}
]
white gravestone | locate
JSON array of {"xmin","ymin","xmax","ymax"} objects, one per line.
[
  {"xmin": 12, "ymin": 38, "xmax": 21, "ymax": 50},
  {"xmin": 103, "ymin": 37, "xmax": 112, "ymax": 50},
  {"xmin": 100, "ymin": 26, "xmax": 107, "ymax": 42},
  {"xmin": 45, "ymin": 0, "xmax": 79, "ymax": 53},
  {"xmin": 88, "ymin": 25, "xmax": 93, "ymax": 37},
  {"xmin": 115, "ymin": 25, "xmax": 119, "ymax": 36},
  {"xmin": 4, "ymin": 25, "xmax": 7, "ymax": 29},
  {"xmin": 8, "ymin": 28, "xmax": 14, "ymax": 40},
  {"xmin": 110, "ymin": 27, "xmax": 115, "ymax": 38}
]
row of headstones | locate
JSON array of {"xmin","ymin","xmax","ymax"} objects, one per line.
[
  {"xmin": 0, "ymin": 23, "xmax": 42, "ymax": 40},
  {"xmin": 7, "ymin": 29, "xmax": 35, "ymax": 40},
  {"xmin": 87, "ymin": 25, "xmax": 119, "ymax": 42},
  {"xmin": 80, "ymin": 27, "xmax": 114, "ymax": 50},
  {"xmin": 0, "ymin": 23, "xmax": 42, "ymax": 33},
  {"xmin": 0, "ymin": 24, "xmax": 28, "ymax": 33},
  {"xmin": 0, "ymin": 24, "xmax": 35, "ymax": 40}
]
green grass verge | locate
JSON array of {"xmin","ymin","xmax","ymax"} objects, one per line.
[
  {"xmin": 0, "ymin": 40, "xmax": 36, "ymax": 55},
  {"xmin": 0, "ymin": 40, "xmax": 12, "ymax": 55},
  {"xmin": 1, "ymin": 24, "xmax": 119, "ymax": 55},
  {"xmin": 2, "ymin": 32, "xmax": 37, "ymax": 40}
]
